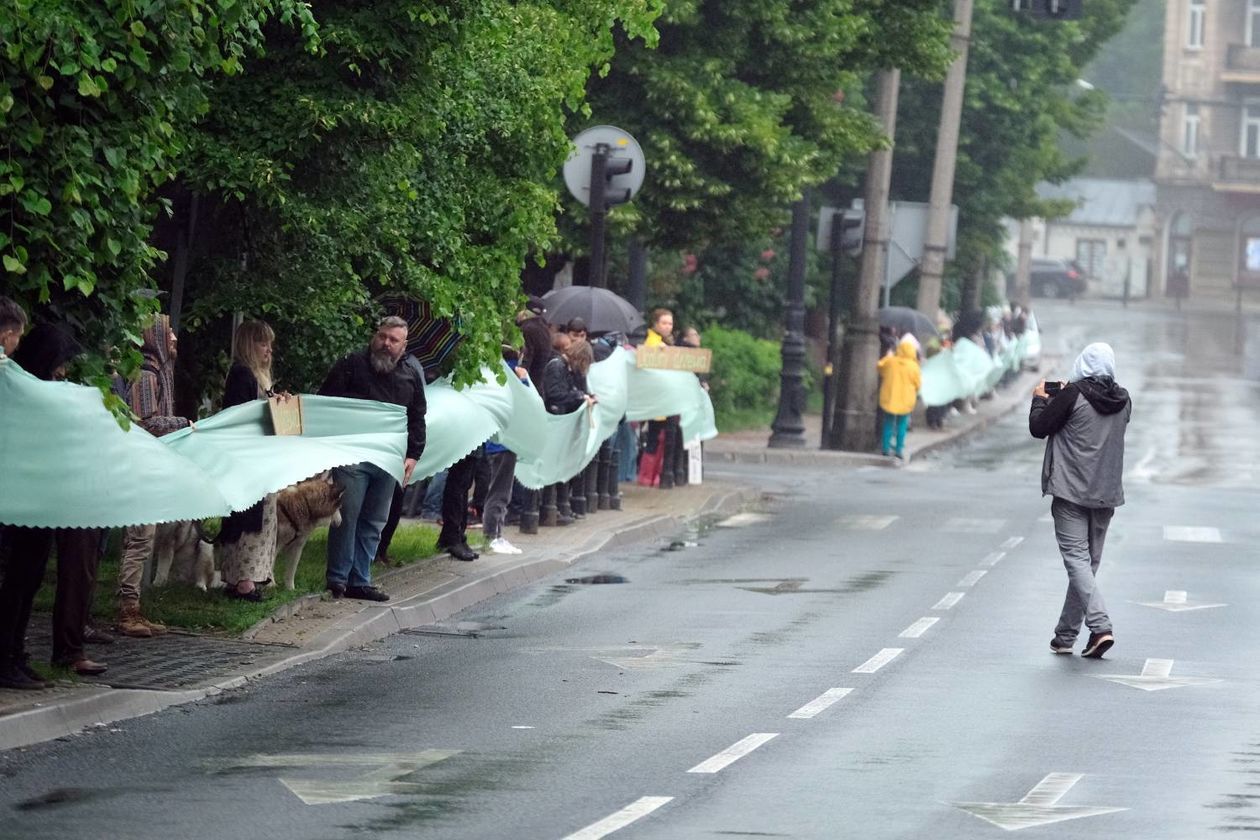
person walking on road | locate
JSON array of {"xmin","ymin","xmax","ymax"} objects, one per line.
[
  {"xmin": 1030, "ymin": 342, "xmax": 1131, "ymax": 659},
  {"xmin": 877, "ymin": 337, "xmax": 921, "ymax": 461},
  {"xmin": 319, "ymin": 316, "xmax": 426, "ymax": 601}
]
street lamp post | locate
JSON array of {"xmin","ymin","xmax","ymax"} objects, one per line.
[{"xmin": 769, "ymin": 195, "xmax": 810, "ymax": 448}]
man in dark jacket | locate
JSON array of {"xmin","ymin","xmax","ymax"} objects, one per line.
[
  {"xmin": 1030, "ymin": 342, "xmax": 1131, "ymax": 659},
  {"xmin": 319, "ymin": 316, "xmax": 427, "ymax": 601}
]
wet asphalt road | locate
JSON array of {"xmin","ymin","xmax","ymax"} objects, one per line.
[{"xmin": 4, "ymin": 300, "xmax": 1260, "ymax": 839}]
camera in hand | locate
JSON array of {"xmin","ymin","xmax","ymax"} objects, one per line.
[{"xmin": 1045, "ymin": 381, "xmax": 1063, "ymax": 396}]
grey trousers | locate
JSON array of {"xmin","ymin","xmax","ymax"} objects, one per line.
[
  {"xmin": 482, "ymin": 451, "xmax": 518, "ymax": 540},
  {"xmin": 1051, "ymin": 497, "xmax": 1114, "ymax": 642}
]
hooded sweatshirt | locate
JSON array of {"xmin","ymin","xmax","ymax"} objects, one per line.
[
  {"xmin": 877, "ymin": 339, "xmax": 922, "ymax": 415},
  {"xmin": 10, "ymin": 322, "xmax": 81, "ymax": 381},
  {"xmin": 127, "ymin": 314, "xmax": 190, "ymax": 437},
  {"xmin": 1029, "ymin": 342, "xmax": 1131, "ymax": 508}
]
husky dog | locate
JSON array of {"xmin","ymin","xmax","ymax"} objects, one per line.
[
  {"xmin": 276, "ymin": 474, "xmax": 344, "ymax": 590},
  {"xmin": 152, "ymin": 521, "xmax": 216, "ymax": 591}
]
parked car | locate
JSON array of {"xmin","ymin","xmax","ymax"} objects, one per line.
[{"xmin": 1030, "ymin": 257, "xmax": 1087, "ymax": 298}]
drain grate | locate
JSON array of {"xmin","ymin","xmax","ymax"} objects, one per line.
[{"xmin": 23, "ymin": 617, "xmax": 291, "ymax": 691}]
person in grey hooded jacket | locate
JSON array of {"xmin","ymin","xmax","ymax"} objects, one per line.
[{"xmin": 1030, "ymin": 342, "xmax": 1131, "ymax": 659}]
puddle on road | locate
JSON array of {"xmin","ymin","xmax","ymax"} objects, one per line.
[
  {"xmin": 403, "ymin": 621, "xmax": 506, "ymax": 639},
  {"xmin": 563, "ymin": 574, "xmax": 628, "ymax": 585}
]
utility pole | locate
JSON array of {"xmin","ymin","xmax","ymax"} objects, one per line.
[
  {"xmin": 1013, "ymin": 218, "xmax": 1033, "ymax": 310},
  {"xmin": 834, "ymin": 68, "xmax": 900, "ymax": 452},
  {"xmin": 626, "ymin": 238, "xmax": 648, "ymax": 311},
  {"xmin": 768, "ymin": 195, "xmax": 811, "ymax": 448},
  {"xmin": 915, "ymin": 0, "xmax": 974, "ymax": 317}
]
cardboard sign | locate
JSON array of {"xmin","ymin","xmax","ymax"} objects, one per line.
[
  {"xmin": 636, "ymin": 345, "xmax": 712, "ymax": 373},
  {"xmin": 268, "ymin": 394, "xmax": 304, "ymax": 436}
]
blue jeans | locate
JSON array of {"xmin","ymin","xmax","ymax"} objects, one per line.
[
  {"xmin": 881, "ymin": 412, "xmax": 909, "ymax": 456},
  {"xmin": 327, "ymin": 462, "xmax": 396, "ymax": 588}
]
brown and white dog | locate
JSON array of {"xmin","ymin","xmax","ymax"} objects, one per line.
[{"xmin": 276, "ymin": 474, "xmax": 344, "ymax": 590}]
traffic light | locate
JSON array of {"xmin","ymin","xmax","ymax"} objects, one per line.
[
  {"xmin": 602, "ymin": 154, "xmax": 634, "ymax": 207},
  {"xmin": 835, "ymin": 210, "xmax": 864, "ymax": 256},
  {"xmin": 1011, "ymin": 0, "xmax": 1083, "ymax": 19}
]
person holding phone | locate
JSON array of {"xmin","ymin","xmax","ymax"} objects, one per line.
[{"xmin": 1030, "ymin": 343, "xmax": 1131, "ymax": 659}]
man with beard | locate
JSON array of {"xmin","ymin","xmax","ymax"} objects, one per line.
[{"xmin": 319, "ymin": 316, "xmax": 427, "ymax": 601}]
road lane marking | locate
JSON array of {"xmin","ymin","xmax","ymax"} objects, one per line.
[
  {"xmin": 837, "ymin": 515, "xmax": 899, "ymax": 530},
  {"xmin": 1000, "ymin": 536, "xmax": 1025, "ymax": 550},
  {"xmin": 953, "ymin": 772, "xmax": 1127, "ymax": 830},
  {"xmin": 1163, "ymin": 525, "xmax": 1222, "ymax": 543},
  {"xmin": 979, "ymin": 552, "xmax": 1006, "ymax": 567},
  {"xmin": 944, "ymin": 518, "xmax": 1006, "ymax": 533},
  {"xmin": 853, "ymin": 648, "xmax": 903, "ymax": 673},
  {"xmin": 562, "ymin": 796, "xmax": 674, "ymax": 840},
  {"xmin": 717, "ymin": 512, "xmax": 772, "ymax": 528},
  {"xmin": 242, "ymin": 751, "xmax": 461, "ymax": 805},
  {"xmin": 899, "ymin": 617, "xmax": 939, "ymax": 638},
  {"xmin": 1093, "ymin": 658, "xmax": 1223, "ymax": 692},
  {"xmin": 787, "ymin": 688, "xmax": 854, "ymax": 719},
  {"xmin": 1136, "ymin": 590, "xmax": 1227, "ymax": 612},
  {"xmin": 687, "ymin": 733, "xmax": 779, "ymax": 774},
  {"xmin": 957, "ymin": 570, "xmax": 987, "ymax": 587},
  {"xmin": 933, "ymin": 592, "xmax": 965, "ymax": 610}
]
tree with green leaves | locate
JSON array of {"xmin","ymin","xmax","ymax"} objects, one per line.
[
  {"xmin": 888, "ymin": 0, "xmax": 1137, "ymax": 309},
  {"xmin": 176, "ymin": 0, "xmax": 662, "ymax": 395},
  {"xmin": 577, "ymin": 0, "xmax": 953, "ymax": 254},
  {"xmin": 0, "ymin": 0, "xmax": 316, "ymax": 410}
]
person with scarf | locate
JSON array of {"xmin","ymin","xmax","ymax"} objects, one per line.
[
  {"xmin": 1030, "ymin": 342, "xmax": 1131, "ymax": 659},
  {"xmin": 0, "ymin": 323, "xmax": 109, "ymax": 683},
  {"xmin": 116, "ymin": 314, "xmax": 189, "ymax": 638}
]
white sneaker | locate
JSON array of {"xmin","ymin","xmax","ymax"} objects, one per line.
[{"xmin": 489, "ymin": 537, "xmax": 523, "ymax": 555}]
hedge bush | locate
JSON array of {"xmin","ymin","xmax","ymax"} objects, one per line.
[{"xmin": 703, "ymin": 324, "xmax": 786, "ymax": 432}]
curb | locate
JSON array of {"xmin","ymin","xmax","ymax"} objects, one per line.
[{"xmin": 0, "ymin": 484, "xmax": 759, "ymax": 753}]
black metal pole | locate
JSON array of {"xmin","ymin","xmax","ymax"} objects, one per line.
[
  {"xmin": 821, "ymin": 219, "xmax": 845, "ymax": 448},
  {"xmin": 769, "ymin": 196, "xmax": 810, "ymax": 448},
  {"xmin": 589, "ymin": 144, "xmax": 609, "ymax": 289}
]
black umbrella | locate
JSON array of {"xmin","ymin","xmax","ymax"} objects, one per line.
[
  {"xmin": 542, "ymin": 286, "xmax": 645, "ymax": 336},
  {"xmin": 879, "ymin": 306, "xmax": 939, "ymax": 342}
]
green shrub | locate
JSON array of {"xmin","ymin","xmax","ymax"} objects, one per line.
[{"xmin": 703, "ymin": 325, "xmax": 784, "ymax": 432}]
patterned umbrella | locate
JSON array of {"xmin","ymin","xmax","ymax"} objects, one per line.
[{"xmin": 378, "ymin": 293, "xmax": 463, "ymax": 373}]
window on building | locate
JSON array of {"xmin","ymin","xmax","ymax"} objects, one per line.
[
  {"xmin": 1242, "ymin": 103, "xmax": 1260, "ymax": 158},
  {"xmin": 1076, "ymin": 239, "xmax": 1107, "ymax": 280},
  {"xmin": 1183, "ymin": 103, "xmax": 1201, "ymax": 158},
  {"xmin": 1250, "ymin": 0, "xmax": 1260, "ymax": 46},
  {"xmin": 1187, "ymin": 0, "xmax": 1205, "ymax": 49}
]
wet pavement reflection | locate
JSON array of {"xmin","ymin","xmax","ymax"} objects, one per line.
[{"xmin": 920, "ymin": 301, "xmax": 1260, "ymax": 488}]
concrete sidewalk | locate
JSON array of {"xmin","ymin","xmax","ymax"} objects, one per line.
[
  {"xmin": 0, "ymin": 481, "xmax": 759, "ymax": 752},
  {"xmin": 705, "ymin": 366, "xmax": 1044, "ymax": 467}
]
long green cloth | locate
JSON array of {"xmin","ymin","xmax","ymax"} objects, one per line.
[
  {"xmin": 918, "ymin": 331, "xmax": 1034, "ymax": 408},
  {"xmin": 0, "ymin": 347, "xmax": 717, "ymax": 528}
]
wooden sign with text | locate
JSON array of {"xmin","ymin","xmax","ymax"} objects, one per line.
[
  {"xmin": 268, "ymin": 395, "xmax": 304, "ymax": 436},
  {"xmin": 635, "ymin": 345, "xmax": 712, "ymax": 373}
]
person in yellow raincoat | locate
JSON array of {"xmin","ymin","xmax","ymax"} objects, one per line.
[{"xmin": 877, "ymin": 337, "xmax": 922, "ymax": 459}]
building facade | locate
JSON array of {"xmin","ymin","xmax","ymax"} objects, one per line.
[{"xmin": 1155, "ymin": 0, "xmax": 1260, "ymax": 299}]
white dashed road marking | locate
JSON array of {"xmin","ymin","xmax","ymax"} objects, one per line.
[
  {"xmin": 853, "ymin": 648, "xmax": 904, "ymax": 674},
  {"xmin": 837, "ymin": 515, "xmax": 899, "ymax": 530},
  {"xmin": 979, "ymin": 552, "xmax": 1006, "ymax": 567},
  {"xmin": 687, "ymin": 733, "xmax": 779, "ymax": 774},
  {"xmin": 957, "ymin": 570, "xmax": 987, "ymax": 588},
  {"xmin": 787, "ymin": 688, "xmax": 854, "ymax": 719},
  {"xmin": 944, "ymin": 518, "xmax": 1007, "ymax": 533},
  {"xmin": 933, "ymin": 592, "xmax": 965, "ymax": 610},
  {"xmin": 899, "ymin": 617, "xmax": 939, "ymax": 638},
  {"xmin": 1000, "ymin": 536, "xmax": 1025, "ymax": 549},
  {"xmin": 562, "ymin": 796, "xmax": 674, "ymax": 840},
  {"xmin": 1163, "ymin": 525, "xmax": 1222, "ymax": 543}
]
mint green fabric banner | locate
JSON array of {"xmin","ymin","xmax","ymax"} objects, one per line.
[
  {"xmin": 918, "ymin": 332, "xmax": 1034, "ymax": 408},
  {"xmin": 1, "ymin": 345, "xmax": 718, "ymax": 527}
]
